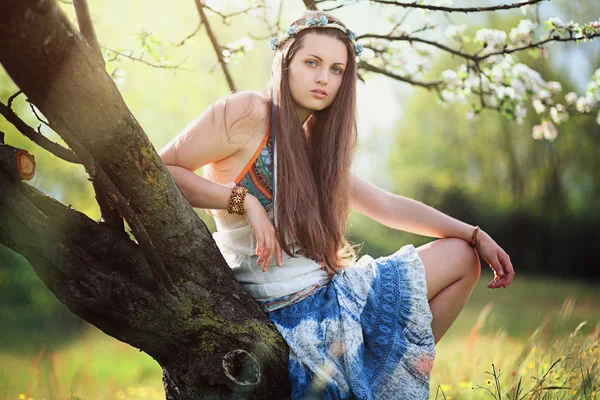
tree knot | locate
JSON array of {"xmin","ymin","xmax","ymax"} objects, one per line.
[{"xmin": 222, "ymin": 349, "xmax": 261, "ymax": 386}]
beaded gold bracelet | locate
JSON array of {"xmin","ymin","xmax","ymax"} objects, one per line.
[
  {"xmin": 227, "ymin": 186, "xmax": 248, "ymax": 215},
  {"xmin": 469, "ymin": 225, "xmax": 480, "ymax": 249}
]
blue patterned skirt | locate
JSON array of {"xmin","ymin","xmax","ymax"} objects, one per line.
[{"xmin": 267, "ymin": 244, "xmax": 436, "ymax": 400}]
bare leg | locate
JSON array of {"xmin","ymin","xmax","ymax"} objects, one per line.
[{"xmin": 416, "ymin": 238, "xmax": 481, "ymax": 344}]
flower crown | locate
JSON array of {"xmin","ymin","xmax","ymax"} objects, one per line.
[{"xmin": 269, "ymin": 15, "xmax": 363, "ymax": 56}]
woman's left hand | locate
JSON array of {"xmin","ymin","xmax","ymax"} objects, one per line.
[{"xmin": 475, "ymin": 230, "xmax": 515, "ymax": 289}]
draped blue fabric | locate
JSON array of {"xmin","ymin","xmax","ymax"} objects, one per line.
[{"xmin": 268, "ymin": 245, "xmax": 436, "ymax": 400}]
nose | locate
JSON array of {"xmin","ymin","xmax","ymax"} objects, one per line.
[{"xmin": 316, "ymin": 69, "xmax": 328, "ymax": 87}]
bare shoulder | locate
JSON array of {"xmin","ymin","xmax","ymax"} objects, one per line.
[{"xmin": 159, "ymin": 90, "xmax": 269, "ymax": 172}]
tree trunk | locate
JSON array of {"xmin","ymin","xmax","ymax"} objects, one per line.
[{"xmin": 0, "ymin": 1, "xmax": 290, "ymax": 398}]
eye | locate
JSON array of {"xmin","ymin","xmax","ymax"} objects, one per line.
[
  {"xmin": 332, "ymin": 66, "xmax": 343, "ymax": 75},
  {"xmin": 305, "ymin": 60, "xmax": 317, "ymax": 67}
]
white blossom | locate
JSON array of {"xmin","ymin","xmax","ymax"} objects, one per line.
[
  {"xmin": 441, "ymin": 90, "xmax": 456, "ymax": 103},
  {"xmin": 532, "ymin": 124, "xmax": 544, "ymax": 140},
  {"xmin": 547, "ymin": 81, "xmax": 562, "ymax": 94},
  {"xmin": 236, "ymin": 36, "xmax": 254, "ymax": 52},
  {"xmin": 550, "ymin": 106, "xmax": 569, "ymax": 124},
  {"xmin": 520, "ymin": 4, "xmax": 535, "ymax": 17},
  {"xmin": 509, "ymin": 19, "xmax": 536, "ymax": 42},
  {"xmin": 442, "ymin": 69, "xmax": 460, "ymax": 86},
  {"xmin": 565, "ymin": 92, "xmax": 578, "ymax": 105},
  {"xmin": 444, "ymin": 24, "xmax": 467, "ymax": 40},
  {"xmin": 497, "ymin": 86, "xmax": 516, "ymax": 100},
  {"xmin": 510, "ymin": 78, "xmax": 527, "ymax": 97},
  {"xmin": 490, "ymin": 66, "xmax": 505, "ymax": 83},
  {"xmin": 112, "ymin": 68, "xmax": 126, "ymax": 85},
  {"xmin": 515, "ymin": 105, "xmax": 527, "ymax": 125},
  {"xmin": 466, "ymin": 109, "xmax": 478, "ymax": 121},
  {"xmin": 547, "ymin": 17, "xmax": 566, "ymax": 30},
  {"xmin": 576, "ymin": 94, "xmax": 595, "ymax": 113},
  {"xmin": 475, "ymin": 29, "xmax": 507, "ymax": 50},
  {"xmin": 542, "ymin": 120, "xmax": 558, "ymax": 140},
  {"xmin": 537, "ymin": 89, "xmax": 552, "ymax": 100},
  {"xmin": 532, "ymin": 98, "xmax": 546, "ymax": 114}
]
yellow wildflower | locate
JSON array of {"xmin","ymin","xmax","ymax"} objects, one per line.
[
  {"xmin": 440, "ymin": 384, "xmax": 452, "ymax": 392},
  {"xmin": 459, "ymin": 381, "xmax": 468, "ymax": 388},
  {"xmin": 531, "ymin": 346, "xmax": 536, "ymax": 353},
  {"xmin": 18, "ymin": 395, "xmax": 26, "ymax": 400},
  {"xmin": 116, "ymin": 391, "xmax": 125, "ymax": 399},
  {"xmin": 127, "ymin": 387, "xmax": 137, "ymax": 396},
  {"xmin": 582, "ymin": 351, "xmax": 588, "ymax": 359},
  {"xmin": 527, "ymin": 361, "xmax": 535, "ymax": 369}
]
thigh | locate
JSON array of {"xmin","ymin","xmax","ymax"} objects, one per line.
[{"xmin": 415, "ymin": 238, "xmax": 481, "ymax": 301}]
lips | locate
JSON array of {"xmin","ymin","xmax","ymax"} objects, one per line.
[{"xmin": 311, "ymin": 89, "xmax": 328, "ymax": 96}]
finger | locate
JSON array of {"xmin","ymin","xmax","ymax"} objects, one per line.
[
  {"xmin": 256, "ymin": 233, "xmax": 268, "ymax": 268},
  {"xmin": 256, "ymin": 232, "xmax": 264, "ymax": 258},
  {"xmin": 275, "ymin": 238, "xmax": 282, "ymax": 267},
  {"xmin": 488, "ymin": 257, "xmax": 503, "ymax": 288},
  {"xmin": 262, "ymin": 235, "xmax": 273, "ymax": 272},
  {"xmin": 499, "ymin": 253, "xmax": 515, "ymax": 287},
  {"xmin": 490, "ymin": 254, "xmax": 504, "ymax": 278}
]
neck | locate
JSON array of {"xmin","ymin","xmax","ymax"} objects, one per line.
[{"xmin": 295, "ymin": 105, "xmax": 312, "ymax": 126}]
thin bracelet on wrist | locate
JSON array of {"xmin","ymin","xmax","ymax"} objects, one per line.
[{"xmin": 469, "ymin": 225, "xmax": 480, "ymax": 249}]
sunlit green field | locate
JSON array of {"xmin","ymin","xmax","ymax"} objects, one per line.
[{"xmin": 1, "ymin": 273, "xmax": 598, "ymax": 400}]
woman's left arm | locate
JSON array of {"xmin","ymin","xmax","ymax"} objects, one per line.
[{"xmin": 349, "ymin": 173, "xmax": 515, "ymax": 288}]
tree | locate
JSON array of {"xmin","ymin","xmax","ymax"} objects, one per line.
[{"xmin": 0, "ymin": 0, "xmax": 598, "ymax": 398}]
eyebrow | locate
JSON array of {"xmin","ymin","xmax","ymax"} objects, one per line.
[{"xmin": 306, "ymin": 54, "xmax": 346, "ymax": 67}]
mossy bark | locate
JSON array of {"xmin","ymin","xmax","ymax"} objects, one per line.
[{"xmin": 0, "ymin": 1, "xmax": 290, "ymax": 398}]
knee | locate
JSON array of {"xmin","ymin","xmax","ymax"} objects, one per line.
[{"xmin": 443, "ymin": 237, "xmax": 481, "ymax": 283}]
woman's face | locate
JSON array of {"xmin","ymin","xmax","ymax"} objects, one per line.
[{"xmin": 288, "ymin": 32, "xmax": 348, "ymax": 123}]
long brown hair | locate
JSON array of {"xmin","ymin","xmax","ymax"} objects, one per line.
[{"xmin": 268, "ymin": 11, "xmax": 358, "ymax": 274}]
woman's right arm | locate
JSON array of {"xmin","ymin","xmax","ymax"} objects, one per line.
[{"xmin": 158, "ymin": 92, "xmax": 282, "ymax": 270}]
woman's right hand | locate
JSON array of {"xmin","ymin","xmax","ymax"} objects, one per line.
[{"xmin": 243, "ymin": 194, "xmax": 282, "ymax": 272}]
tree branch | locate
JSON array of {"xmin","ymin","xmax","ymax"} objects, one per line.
[
  {"xmin": 194, "ymin": 0, "xmax": 237, "ymax": 93},
  {"xmin": 359, "ymin": 33, "xmax": 473, "ymax": 60},
  {"xmin": 358, "ymin": 60, "xmax": 442, "ymax": 90},
  {"xmin": 173, "ymin": 20, "xmax": 204, "ymax": 47},
  {"xmin": 0, "ymin": 2, "xmax": 291, "ymax": 394},
  {"xmin": 476, "ymin": 32, "xmax": 600, "ymax": 61},
  {"xmin": 303, "ymin": 0, "xmax": 318, "ymax": 10},
  {"xmin": 203, "ymin": 2, "xmax": 264, "ymax": 25},
  {"xmin": 316, "ymin": 0, "xmax": 547, "ymax": 13},
  {"xmin": 102, "ymin": 46, "xmax": 192, "ymax": 70},
  {"xmin": 72, "ymin": 0, "xmax": 104, "ymax": 66},
  {"xmin": 0, "ymin": 101, "xmax": 80, "ymax": 164}
]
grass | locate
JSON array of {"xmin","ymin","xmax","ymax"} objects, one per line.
[{"xmin": 0, "ymin": 274, "xmax": 598, "ymax": 400}]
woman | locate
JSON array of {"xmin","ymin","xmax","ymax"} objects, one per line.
[{"xmin": 159, "ymin": 10, "xmax": 515, "ymax": 400}]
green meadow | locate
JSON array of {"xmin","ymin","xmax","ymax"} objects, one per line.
[{"xmin": 1, "ymin": 272, "xmax": 598, "ymax": 400}]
